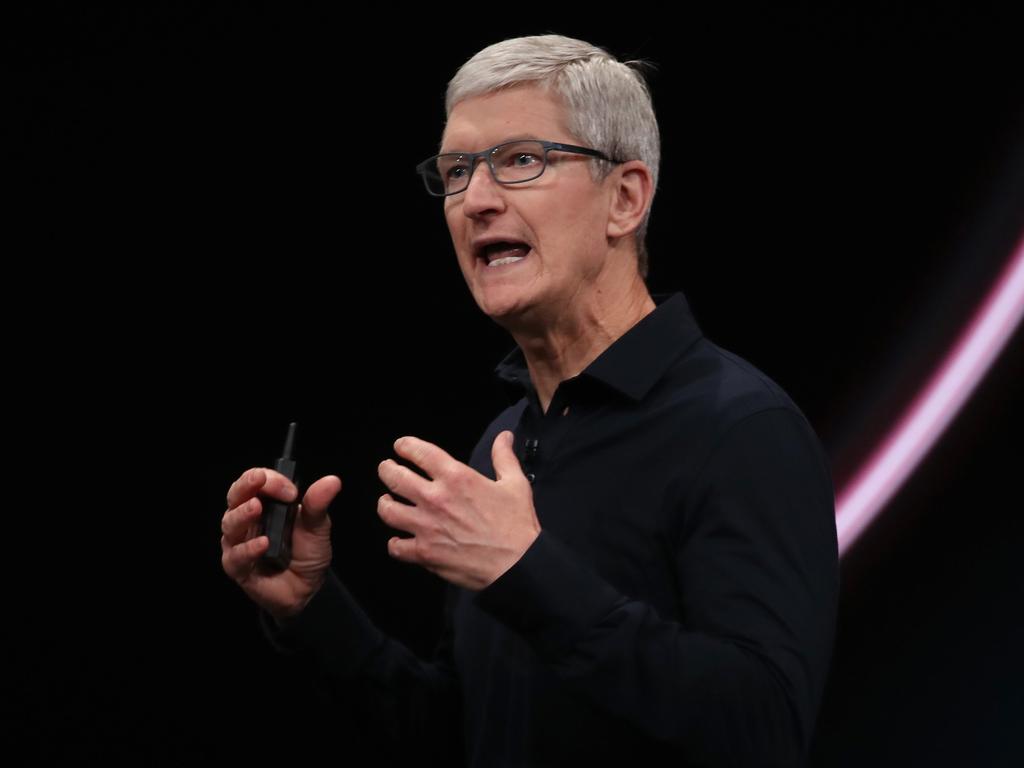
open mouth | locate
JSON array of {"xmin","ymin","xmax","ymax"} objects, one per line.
[{"xmin": 477, "ymin": 241, "xmax": 532, "ymax": 268}]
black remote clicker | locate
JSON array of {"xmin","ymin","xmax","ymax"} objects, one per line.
[{"xmin": 259, "ymin": 422, "xmax": 300, "ymax": 571}]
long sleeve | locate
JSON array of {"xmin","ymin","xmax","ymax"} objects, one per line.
[
  {"xmin": 260, "ymin": 567, "xmax": 464, "ymax": 766},
  {"xmin": 474, "ymin": 406, "xmax": 839, "ymax": 766}
]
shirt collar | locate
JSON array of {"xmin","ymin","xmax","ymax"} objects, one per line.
[{"xmin": 493, "ymin": 291, "xmax": 704, "ymax": 404}]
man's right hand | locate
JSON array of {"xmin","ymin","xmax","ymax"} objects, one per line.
[{"xmin": 221, "ymin": 468, "xmax": 342, "ymax": 622}]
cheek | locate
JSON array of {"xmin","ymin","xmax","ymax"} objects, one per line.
[
  {"xmin": 443, "ymin": 207, "xmax": 458, "ymax": 233},
  {"xmin": 550, "ymin": 202, "xmax": 604, "ymax": 250},
  {"xmin": 444, "ymin": 211, "xmax": 466, "ymax": 250}
]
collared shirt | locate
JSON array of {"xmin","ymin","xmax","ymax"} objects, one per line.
[{"xmin": 261, "ymin": 290, "xmax": 839, "ymax": 767}]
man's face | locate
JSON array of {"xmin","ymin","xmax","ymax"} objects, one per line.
[{"xmin": 441, "ymin": 83, "xmax": 616, "ymax": 326}]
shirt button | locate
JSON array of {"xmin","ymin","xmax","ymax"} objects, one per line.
[
  {"xmin": 526, "ymin": 472, "xmax": 536, "ymax": 483},
  {"xmin": 561, "ymin": 405, "xmax": 570, "ymax": 416}
]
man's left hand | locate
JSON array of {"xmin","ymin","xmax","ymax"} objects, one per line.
[{"xmin": 376, "ymin": 430, "xmax": 541, "ymax": 590}]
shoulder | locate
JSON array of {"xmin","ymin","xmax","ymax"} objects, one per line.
[
  {"xmin": 668, "ymin": 340, "xmax": 838, "ymax": 550},
  {"xmin": 653, "ymin": 337, "xmax": 830, "ymax": 495},
  {"xmin": 663, "ymin": 335, "xmax": 817, "ymax": 440}
]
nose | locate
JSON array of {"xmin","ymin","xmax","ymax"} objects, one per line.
[{"xmin": 460, "ymin": 156, "xmax": 506, "ymax": 218}]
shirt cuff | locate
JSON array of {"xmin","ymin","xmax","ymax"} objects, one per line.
[
  {"xmin": 258, "ymin": 567, "xmax": 385, "ymax": 676},
  {"xmin": 473, "ymin": 529, "xmax": 626, "ymax": 662}
]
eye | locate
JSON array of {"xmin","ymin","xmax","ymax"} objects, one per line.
[
  {"xmin": 445, "ymin": 164, "xmax": 468, "ymax": 180},
  {"xmin": 508, "ymin": 152, "xmax": 541, "ymax": 168}
]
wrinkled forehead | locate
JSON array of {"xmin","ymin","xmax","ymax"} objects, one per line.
[{"xmin": 439, "ymin": 82, "xmax": 573, "ymax": 153}]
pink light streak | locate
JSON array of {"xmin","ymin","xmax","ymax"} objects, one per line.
[{"xmin": 836, "ymin": 234, "xmax": 1024, "ymax": 556}]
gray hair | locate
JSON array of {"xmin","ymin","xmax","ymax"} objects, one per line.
[{"xmin": 444, "ymin": 34, "xmax": 660, "ymax": 280}]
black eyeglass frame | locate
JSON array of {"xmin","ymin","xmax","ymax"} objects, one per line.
[{"xmin": 415, "ymin": 140, "xmax": 626, "ymax": 197}]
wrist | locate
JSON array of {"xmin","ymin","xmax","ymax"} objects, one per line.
[{"xmin": 269, "ymin": 574, "xmax": 327, "ymax": 624}]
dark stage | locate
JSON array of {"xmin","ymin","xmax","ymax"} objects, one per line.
[{"xmin": 13, "ymin": 4, "xmax": 1023, "ymax": 765}]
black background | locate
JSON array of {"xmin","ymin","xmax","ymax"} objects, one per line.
[{"xmin": 13, "ymin": 3, "xmax": 1023, "ymax": 765}]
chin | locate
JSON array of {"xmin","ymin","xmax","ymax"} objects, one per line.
[
  {"xmin": 476, "ymin": 287, "xmax": 552, "ymax": 332},
  {"xmin": 472, "ymin": 285, "xmax": 525, "ymax": 321}
]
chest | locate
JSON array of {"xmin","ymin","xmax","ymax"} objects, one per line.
[{"xmin": 509, "ymin": 397, "xmax": 709, "ymax": 614}]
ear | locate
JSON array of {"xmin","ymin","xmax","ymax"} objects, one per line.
[{"xmin": 606, "ymin": 160, "xmax": 654, "ymax": 241}]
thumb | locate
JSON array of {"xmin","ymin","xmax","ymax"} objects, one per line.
[
  {"xmin": 299, "ymin": 474, "xmax": 342, "ymax": 525},
  {"xmin": 491, "ymin": 430, "xmax": 522, "ymax": 481}
]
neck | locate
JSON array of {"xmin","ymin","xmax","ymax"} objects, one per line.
[{"xmin": 510, "ymin": 268, "xmax": 655, "ymax": 414}]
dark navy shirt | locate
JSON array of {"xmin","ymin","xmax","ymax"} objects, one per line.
[{"xmin": 261, "ymin": 290, "xmax": 839, "ymax": 767}]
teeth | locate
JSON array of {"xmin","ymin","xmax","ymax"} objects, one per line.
[{"xmin": 487, "ymin": 256, "xmax": 526, "ymax": 267}]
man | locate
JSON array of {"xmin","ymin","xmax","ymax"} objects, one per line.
[{"xmin": 221, "ymin": 34, "xmax": 838, "ymax": 766}]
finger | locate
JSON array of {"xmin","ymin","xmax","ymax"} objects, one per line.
[
  {"xmin": 378, "ymin": 459, "xmax": 433, "ymax": 505},
  {"xmin": 393, "ymin": 436, "xmax": 460, "ymax": 482},
  {"xmin": 221, "ymin": 533, "xmax": 269, "ymax": 581},
  {"xmin": 377, "ymin": 493, "xmax": 434, "ymax": 537},
  {"xmin": 226, "ymin": 468, "xmax": 266, "ymax": 510},
  {"xmin": 387, "ymin": 535, "xmax": 424, "ymax": 566},
  {"xmin": 257, "ymin": 468, "xmax": 300, "ymax": 504},
  {"xmin": 227, "ymin": 467, "xmax": 298, "ymax": 510},
  {"xmin": 297, "ymin": 475, "xmax": 343, "ymax": 528},
  {"xmin": 221, "ymin": 496, "xmax": 263, "ymax": 545},
  {"xmin": 490, "ymin": 430, "xmax": 522, "ymax": 482}
]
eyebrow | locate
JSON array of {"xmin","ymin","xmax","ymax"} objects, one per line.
[{"xmin": 437, "ymin": 133, "xmax": 545, "ymax": 154}]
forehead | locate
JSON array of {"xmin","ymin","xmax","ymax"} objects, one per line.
[{"xmin": 440, "ymin": 83, "xmax": 573, "ymax": 152}]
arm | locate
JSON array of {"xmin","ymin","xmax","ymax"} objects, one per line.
[
  {"xmin": 473, "ymin": 407, "xmax": 839, "ymax": 766},
  {"xmin": 260, "ymin": 568, "xmax": 463, "ymax": 765}
]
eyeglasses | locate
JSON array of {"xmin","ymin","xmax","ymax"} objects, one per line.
[{"xmin": 415, "ymin": 139, "xmax": 624, "ymax": 197}]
